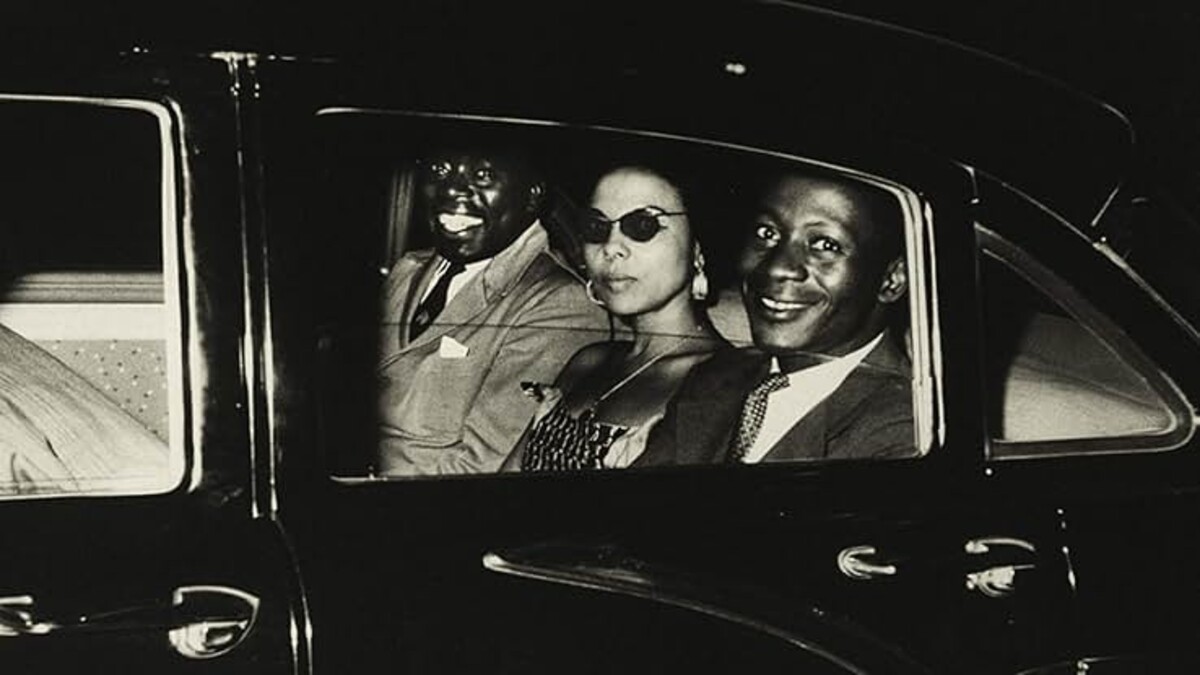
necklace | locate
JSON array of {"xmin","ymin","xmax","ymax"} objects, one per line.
[{"xmin": 582, "ymin": 332, "xmax": 696, "ymax": 418}]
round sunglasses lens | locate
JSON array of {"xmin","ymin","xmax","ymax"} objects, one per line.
[
  {"xmin": 623, "ymin": 213, "xmax": 662, "ymax": 242},
  {"xmin": 580, "ymin": 218, "xmax": 611, "ymax": 244}
]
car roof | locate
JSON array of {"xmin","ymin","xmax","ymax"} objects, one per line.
[{"xmin": 6, "ymin": 0, "xmax": 1133, "ymax": 229}]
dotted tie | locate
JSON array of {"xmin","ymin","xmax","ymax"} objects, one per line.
[
  {"xmin": 729, "ymin": 372, "xmax": 790, "ymax": 462},
  {"xmin": 408, "ymin": 261, "xmax": 466, "ymax": 342}
]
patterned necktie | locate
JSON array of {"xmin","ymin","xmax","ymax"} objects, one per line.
[
  {"xmin": 408, "ymin": 261, "xmax": 466, "ymax": 342},
  {"xmin": 728, "ymin": 372, "xmax": 791, "ymax": 462}
]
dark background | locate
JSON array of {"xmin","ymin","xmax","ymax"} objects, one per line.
[{"xmin": 6, "ymin": 0, "xmax": 1196, "ymax": 212}]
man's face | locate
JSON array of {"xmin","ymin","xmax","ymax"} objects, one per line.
[
  {"xmin": 419, "ymin": 151, "xmax": 542, "ymax": 263},
  {"xmin": 738, "ymin": 175, "xmax": 902, "ymax": 358}
]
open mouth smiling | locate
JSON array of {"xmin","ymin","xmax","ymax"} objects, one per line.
[
  {"xmin": 748, "ymin": 288, "xmax": 820, "ymax": 318},
  {"xmin": 436, "ymin": 212, "xmax": 485, "ymax": 234}
]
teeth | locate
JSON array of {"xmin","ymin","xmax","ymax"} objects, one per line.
[
  {"xmin": 761, "ymin": 297, "xmax": 808, "ymax": 311},
  {"xmin": 437, "ymin": 213, "xmax": 484, "ymax": 232}
]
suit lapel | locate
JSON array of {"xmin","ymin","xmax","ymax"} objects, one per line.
[
  {"xmin": 765, "ymin": 397, "xmax": 829, "ymax": 461},
  {"xmin": 674, "ymin": 350, "xmax": 770, "ymax": 464},
  {"xmin": 396, "ymin": 224, "xmax": 552, "ymax": 354},
  {"xmin": 762, "ymin": 332, "xmax": 910, "ymax": 460},
  {"xmin": 408, "ymin": 270, "xmax": 489, "ymax": 350},
  {"xmin": 394, "ymin": 254, "xmax": 443, "ymax": 351}
]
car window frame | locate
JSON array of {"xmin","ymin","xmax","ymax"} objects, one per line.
[
  {"xmin": 975, "ymin": 224, "xmax": 1194, "ymax": 460},
  {"xmin": 314, "ymin": 108, "xmax": 944, "ymax": 483},
  {"xmin": 0, "ymin": 93, "xmax": 190, "ymax": 500}
]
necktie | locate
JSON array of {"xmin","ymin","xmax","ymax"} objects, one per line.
[
  {"xmin": 408, "ymin": 261, "xmax": 466, "ymax": 342},
  {"xmin": 728, "ymin": 372, "xmax": 790, "ymax": 462}
]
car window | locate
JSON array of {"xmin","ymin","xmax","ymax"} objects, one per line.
[
  {"xmin": 977, "ymin": 229, "xmax": 1190, "ymax": 457},
  {"xmin": 313, "ymin": 113, "xmax": 932, "ymax": 479},
  {"xmin": 0, "ymin": 97, "xmax": 185, "ymax": 497}
]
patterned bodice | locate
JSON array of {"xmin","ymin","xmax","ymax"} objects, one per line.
[{"xmin": 520, "ymin": 398, "xmax": 631, "ymax": 471}]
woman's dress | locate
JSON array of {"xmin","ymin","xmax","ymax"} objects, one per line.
[{"xmin": 519, "ymin": 384, "xmax": 659, "ymax": 471}]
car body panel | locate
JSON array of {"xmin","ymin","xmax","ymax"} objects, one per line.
[
  {"xmin": 0, "ymin": 54, "xmax": 303, "ymax": 673},
  {"xmin": 0, "ymin": 2, "xmax": 1196, "ymax": 673}
]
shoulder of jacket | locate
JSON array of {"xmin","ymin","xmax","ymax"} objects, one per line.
[
  {"xmin": 385, "ymin": 248, "xmax": 435, "ymax": 281},
  {"xmin": 396, "ymin": 248, "xmax": 436, "ymax": 267},
  {"xmin": 510, "ymin": 253, "xmax": 586, "ymax": 296}
]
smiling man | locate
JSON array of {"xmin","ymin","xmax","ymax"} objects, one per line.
[
  {"xmin": 636, "ymin": 171, "xmax": 915, "ymax": 465},
  {"xmin": 376, "ymin": 146, "xmax": 608, "ymax": 476}
]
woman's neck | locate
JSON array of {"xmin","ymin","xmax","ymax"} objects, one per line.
[{"xmin": 625, "ymin": 292, "xmax": 707, "ymax": 358}]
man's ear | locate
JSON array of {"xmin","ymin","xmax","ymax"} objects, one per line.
[
  {"xmin": 526, "ymin": 181, "xmax": 546, "ymax": 215},
  {"xmin": 877, "ymin": 257, "xmax": 907, "ymax": 304}
]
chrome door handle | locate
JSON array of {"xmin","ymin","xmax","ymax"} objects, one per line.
[
  {"xmin": 964, "ymin": 536, "xmax": 1036, "ymax": 556},
  {"xmin": 166, "ymin": 585, "xmax": 260, "ymax": 659},
  {"xmin": 837, "ymin": 545, "xmax": 898, "ymax": 580},
  {"xmin": 0, "ymin": 586, "xmax": 258, "ymax": 659},
  {"xmin": 964, "ymin": 536, "xmax": 1036, "ymax": 598},
  {"xmin": 0, "ymin": 595, "xmax": 57, "ymax": 637}
]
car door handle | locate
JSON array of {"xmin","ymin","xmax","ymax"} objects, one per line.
[
  {"xmin": 964, "ymin": 536, "xmax": 1037, "ymax": 598},
  {"xmin": 964, "ymin": 536, "xmax": 1036, "ymax": 556},
  {"xmin": 0, "ymin": 586, "xmax": 258, "ymax": 659},
  {"xmin": 0, "ymin": 595, "xmax": 55, "ymax": 636},
  {"xmin": 837, "ymin": 545, "xmax": 898, "ymax": 580}
]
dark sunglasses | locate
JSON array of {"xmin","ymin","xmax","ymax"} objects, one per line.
[{"xmin": 578, "ymin": 207, "xmax": 687, "ymax": 244}]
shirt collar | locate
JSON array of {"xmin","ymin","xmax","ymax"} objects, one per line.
[
  {"xmin": 770, "ymin": 332, "xmax": 884, "ymax": 380},
  {"xmin": 432, "ymin": 220, "xmax": 550, "ymax": 299},
  {"xmin": 432, "ymin": 256, "xmax": 488, "ymax": 276}
]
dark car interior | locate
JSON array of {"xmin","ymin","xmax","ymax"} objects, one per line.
[
  {"xmin": 0, "ymin": 102, "xmax": 172, "ymax": 443},
  {"xmin": 980, "ymin": 250, "xmax": 1180, "ymax": 449}
]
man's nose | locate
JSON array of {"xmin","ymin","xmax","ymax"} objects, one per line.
[
  {"xmin": 761, "ymin": 242, "xmax": 809, "ymax": 281},
  {"xmin": 442, "ymin": 168, "xmax": 474, "ymax": 198}
]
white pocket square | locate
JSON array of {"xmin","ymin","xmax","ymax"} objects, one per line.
[{"xmin": 438, "ymin": 336, "xmax": 469, "ymax": 358}]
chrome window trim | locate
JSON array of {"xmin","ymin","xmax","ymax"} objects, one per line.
[
  {"xmin": 976, "ymin": 225, "xmax": 1195, "ymax": 460},
  {"xmin": 0, "ymin": 94, "xmax": 191, "ymax": 499},
  {"xmin": 318, "ymin": 108, "xmax": 940, "ymax": 478}
]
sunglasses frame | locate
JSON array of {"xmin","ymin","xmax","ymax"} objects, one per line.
[{"xmin": 578, "ymin": 207, "xmax": 688, "ymax": 244}]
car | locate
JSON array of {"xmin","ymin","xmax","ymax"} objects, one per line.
[{"xmin": 1, "ymin": 1, "xmax": 1197, "ymax": 673}]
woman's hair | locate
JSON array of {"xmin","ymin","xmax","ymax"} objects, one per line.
[
  {"xmin": 586, "ymin": 159, "xmax": 698, "ymax": 225},
  {"xmin": 585, "ymin": 160, "xmax": 723, "ymax": 306}
]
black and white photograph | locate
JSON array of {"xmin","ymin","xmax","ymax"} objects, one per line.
[{"xmin": 2, "ymin": 1, "xmax": 1198, "ymax": 672}]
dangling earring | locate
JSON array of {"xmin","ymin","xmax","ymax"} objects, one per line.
[
  {"xmin": 585, "ymin": 279, "xmax": 606, "ymax": 307},
  {"xmin": 690, "ymin": 243, "xmax": 709, "ymax": 301}
]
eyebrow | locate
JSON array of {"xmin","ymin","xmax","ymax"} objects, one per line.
[
  {"xmin": 754, "ymin": 203, "xmax": 848, "ymax": 227},
  {"xmin": 589, "ymin": 205, "xmax": 672, "ymax": 218},
  {"xmin": 808, "ymin": 221, "xmax": 859, "ymax": 249}
]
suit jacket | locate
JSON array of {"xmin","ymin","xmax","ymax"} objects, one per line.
[
  {"xmin": 635, "ymin": 332, "xmax": 915, "ymax": 466},
  {"xmin": 377, "ymin": 224, "xmax": 610, "ymax": 475}
]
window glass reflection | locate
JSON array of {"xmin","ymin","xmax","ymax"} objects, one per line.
[
  {"xmin": 0, "ymin": 101, "xmax": 175, "ymax": 496},
  {"xmin": 315, "ymin": 116, "xmax": 922, "ymax": 477}
]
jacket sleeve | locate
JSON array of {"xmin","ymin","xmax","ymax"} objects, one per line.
[{"xmin": 377, "ymin": 280, "xmax": 609, "ymax": 475}]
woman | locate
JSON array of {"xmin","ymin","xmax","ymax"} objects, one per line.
[{"xmin": 503, "ymin": 165, "xmax": 724, "ymax": 471}]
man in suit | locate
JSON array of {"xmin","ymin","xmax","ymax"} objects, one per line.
[
  {"xmin": 376, "ymin": 145, "xmax": 608, "ymax": 475},
  {"xmin": 637, "ymin": 171, "xmax": 915, "ymax": 465}
]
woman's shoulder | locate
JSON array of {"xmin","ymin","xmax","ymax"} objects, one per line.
[
  {"xmin": 660, "ymin": 332, "xmax": 726, "ymax": 368},
  {"xmin": 556, "ymin": 340, "xmax": 631, "ymax": 388}
]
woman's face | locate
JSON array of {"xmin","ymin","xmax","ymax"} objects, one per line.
[{"xmin": 583, "ymin": 167, "xmax": 693, "ymax": 318}]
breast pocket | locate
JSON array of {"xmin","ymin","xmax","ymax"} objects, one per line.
[{"xmin": 378, "ymin": 336, "xmax": 488, "ymax": 443}]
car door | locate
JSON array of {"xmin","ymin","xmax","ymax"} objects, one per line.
[
  {"xmin": 0, "ymin": 54, "xmax": 301, "ymax": 673},
  {"xmin": 955, "ymin": 177, "xmax": 1200, "ymax": 668},
  {"xmin": 248, "ymin": 40, "xmax": 1087, "ymax": 670}
]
